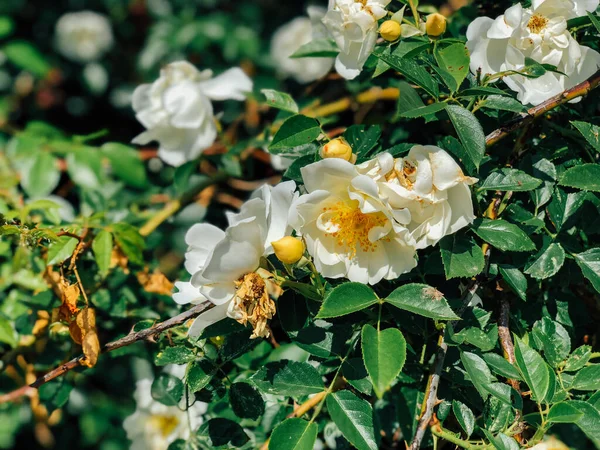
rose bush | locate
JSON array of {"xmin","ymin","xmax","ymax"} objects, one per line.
[{"xmin": 1, "ymin": 1, "xmax": 600, "ymax": 450}]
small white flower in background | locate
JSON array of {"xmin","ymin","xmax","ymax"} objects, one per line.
[
  {"xmin": 123, "ymin": 366, "xmax": 207, "ymax": 450},
  {"xmin": 173, "ymin": 181, "xmax": 296, "ymax": 338},
  {"xmin": 323, "ymin": 0, "xmax": 392, "ymax": 80},
  {"xmin": 131, "ymin": 61, "xmax": 253, "ymax": 167},
  {"xmin": 289, "ymin": 157, "xmax": 417, "ymax": 285},
  {"xmin": 466, "ymin": 0, "xmax": 600, "ymax": 105},
  {"xmin": 362, "ymin": 146, "xmax": 477, "ymax": 250},
  {"xmin": 271, "ymin": 7, "xmax": 334, "ymax": 83},
  {"xmin": 55, "ymin": 11, "xmax": 114, "ymax": 63}
]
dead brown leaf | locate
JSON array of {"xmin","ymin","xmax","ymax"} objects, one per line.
[
  {"xmin": 72, "ymin": 308, "xmax": 100, "ymax": 368},
  {"xmin": 137, "ymin": 269, "xmax": 174, "ymax": 296}
]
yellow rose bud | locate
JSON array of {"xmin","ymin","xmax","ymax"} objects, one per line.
[
  {"xmin": 272, "ymin": 236, "xmax": 305, "ymax": 265},
  {"xmin": 380, "ymin": 20, "xmax": 401, "ymax": 42},
  {"xmin": 320, "ymin": 138, "xmax": 354, "ymax": 162},
  {"xmin": 426, "ymin": 13, "xmax": 447, "ymax": 37}
]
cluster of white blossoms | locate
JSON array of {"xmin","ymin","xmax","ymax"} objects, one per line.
[
  {"xmin": 131, "ymin": 61, "xmax": 253, "ymax": 166},
  {"xmin": 467, "ymin": 0, "xmax": 600, "ymax": 105},
  {"xmin": 174, "ymin": 142, "xmax": 476, "ymax": 336},
  {"xmin": 270, "ymin": 7, "xmax": 334, "ymax": 83},
  {"xmin": 55, "ymin": 11, "xmax": 114, "ymax": 63},
  {"xmin": 123, "ymin": 365, "xmax": 207, "ymax": 450}
]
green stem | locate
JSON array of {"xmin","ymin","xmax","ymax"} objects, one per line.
[{"xmin": 431, "ymin": 426, "xmax": 484, "ymax": 449}]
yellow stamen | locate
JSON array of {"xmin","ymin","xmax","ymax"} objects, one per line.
[
  {"xmin": 528, "ymin": 14, "xmax": 548, "ymax": 34},
  {"xmin": 149, "ymin": 415, "xmax": 180, "ymax": 437}
]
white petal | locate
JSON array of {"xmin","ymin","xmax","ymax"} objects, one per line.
[
  {"xmin": 301, "ymin": 158, "xmax": 357, "ymax": 194},
  {"xmin": 447, "ymin": 183, "xmax": 476, "ymax": 235},
  {"xmin": 199, "ymin": 67, "xmax": 253, "ymax": 101},
  {"xmin": 184, "ymin": 223, "xmax": 225, "ymax": 274},
  {"xmin": 187, "ymin": 302, "xmax": 231, "ymax": 338},
  {"xmin": 162, "ymin": 80, "xmax": 210, "ymax": 129},
  {"xmin": 198, "ymin": 282, "xmax": 237, "ymax": 305},
  {"xmin": 172, "ymin": 281, "xmax": 206, "ymax": 305}
]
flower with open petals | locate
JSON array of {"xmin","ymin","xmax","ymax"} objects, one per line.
[
  {"xmin": 173, "ymin": 181, "xmax": 296, "ymax": 338},
  {"xmin": 290, "ymin": 158, "xmax": 417, "ymax": 284},
  {"xmin": 271, "ymin": 7, "xmax": 334, "ymax": 83},
  {"xmin": 359, "ymin": 146, "xmax": 478, "ymax": 249},
  {"xmin": 466, "ymin": 0, "xmax": 600, "ymax": 105},
  {"xmin": 123, "ymin": 366, "xmax": 207, "ymax": 450},
  {"xmin": 132, "ymin": 61, "xmax": 252, "ymax": 166},
  {"xmin": 323, "ymin": 0, "xmax": 391, "ymax": 79},
  {"xmin": 55, "ymin": 11, "xmax": 113, "ymax": 63}
]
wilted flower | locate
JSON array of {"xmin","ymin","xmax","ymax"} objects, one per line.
[
  {"xmin": 290, "ymin": 158, "xmax": 417, "ymax": 284},
  {"xmin": 322, "ymin": 0, "xmax": 391, "ymax": 79},
  {"xmin": 132, "ymin": 61, "xmax": 252, "ymax": 166},
  {"xmin": 174, "ymin": 182, "xmax": 297, "ymax": 338},
  {"xmin": 360, "ymin": 146, "xmax": 478, "ymax": 249},
  {"xmin": 466, "ymin": 0, "xmax": 600, "ymax": 105},
  {"xmin": 123, "ymin": 366, "xmax": 207, "ymax": 450},
  {"xmin": 55, "ymin": 11, "xmax": 113, "ymax": 63},
  {"xmin": 271, "ymin": 7, "xmax": 334, "ymax": 83}
]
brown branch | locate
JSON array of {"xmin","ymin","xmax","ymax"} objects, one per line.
[
  {"xmin": 0, "ymin": 301, "xmax": 214, "ymax": 404},
  {"xmin": 410, "ymin": 280, "xmax": 480, "ymax": 450},
  {"xmin": 485, "ymin": 70, "xmax": 600, "ymax": 147}
]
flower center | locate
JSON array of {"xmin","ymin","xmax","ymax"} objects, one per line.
[
  {"xmin": 149, "ymin": 414, "xmax": 180, "ymax": 438},
  {"xmin": 232, "ymin": 272, "xmax": 276, "ymax": 339},
  {"xmin": 322, "ymin": 200, "xmax": 388, "ymax": 256},
  {"xmin": 527, "ymin": 14, "xmax": 548, "ymax": 34}
]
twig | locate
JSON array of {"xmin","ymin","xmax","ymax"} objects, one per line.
[
  {"xmin": 485, "ymin": 70, "xmax": 600, "ymax": 147},
  {"xmin": 0, "ymin": 301, "xmax": 214, "ymax": 404},
  {"xmin": 498, "ymin": 299, "xmax": 519, "ymax": 390},
  {"xmin": 410, "ymin": 280, "xmax": 480, "ymax": 450}
]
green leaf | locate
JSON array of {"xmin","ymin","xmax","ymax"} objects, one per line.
[
  {"xmin": 574, "ymin": 248, "xmax": 600, "ymax": 294},
  {"xmin": 572, "ymin": 365, "xmax": 600, "ymax": 391},
  {"xmin": 588, "ymin": 12, "xmax": 600, "ymax": 33},
  {"xmin": 524, "ymin": 241, "xmax": 565, "ymax": 280},
  {"xmin": 155, "ymin": 346, "xmax": 195, "ymax": 366},
  {"xmin": 438, "ymin": 135, "xmax": 476, "ymax": 175},
  {"xmin": 102, "ymin": 143, "xmax": 148, "ymax": 189},
  {"xmin": 261, "ymin": 89, "xmax": 299, "ymax": 114},
  {"xmin": 269, "ymin": 115, "xmax": 321, "ymax": 153},
  {"xmin": 564, "ymin": 346, "xmax": 592, "ymax": 372},
  {"xmin": 479, "ymin": 168, "xmax": 542, "ymax": 191},
  {"xmin": 482, "ymin": 353, "xmax": 522, "ymax": 380},
  {"xmin": 112, "ymin": 223, "xmax": 145, "ymax": 266},
  {"xmin": 250, "ymin": 360, "xmax": 325, "ymax": 396},
  {"xmin": 531, "ymin": 158, "xmax": 557, "ymax": 208},
  {"xmin": 342, "ymin": 358, "xmax": 372, "ymax": 395},
  {"xmin": 326, "ymin": 390, "xmax": 378, "ymax": 450},
  {"xmin": 547, "ymin": 402, "xmax": 584, "ymax": 423},
  {"xmin": 187, "ymin": 360, "xmax": 215, "ymax": 393},
  {"xmin": 343, "ymin": 125, "xmax": 381, "ymax": 161},
  {"xmin": 291, "ymin": 38, "xmax": 338, "ymax": 58},
  {"xmin": 377, "ymin": 52, "xmax": 439, "ymax": 98},
  {"xmin": 0, "ymin": 16, "xmax": 14, "ymax": 39},
  {"xmin": 395, "ymin": 81, "xmax": 426, "ymax": 121},
  {"xmin": 472, "ymin": 218, "xmax": 535, "ymax": 252},
  {"xmin": 197, "ymin": 418, "xmax": 249, "ymax": 447},
  {"xmin": 559, "ymin": 164, "xmax": 600, "ymax": 192},
  {"xmin": 460, "ymin": 352, "xmax": 494, "ymax": 401},
  {"xmin": 481, "ymin": 96, "xmax": 526, "ymax": 113},
  {"xmin": 47, "ymin": 236, "xmax": 79, "ymax": 266},
  {"xmin": 21, "ymin": 151, "xmax": 60, "ymax": 198},
  {"xmin": 569, "ymin": 401, "xmax": 600, "ymax": 448},
  {"xmin": 0, "ymin": 316, "xmax": 18, "ymax": 348},
  {"xmin": 229, "ymin": 382, "xmax": 265, "ymax": 420},
  {"xmin": 38, "ymin": 380, "xmax": 72, "ymax": 414},
  {"xmin": 440, "ymin": 235, "xmax": 485, "ymax": 279},
  {"xmin": 572, "ymin": 120, "xmax": 600, "ymax": 151},
  {"xmin": 452, "ymin": 400, "xmax": 475, "ymax": 437},
  {"xmin": 269, "ymin": 418, "xmax": 318, "ymax": 450},
  {"xmin": 361, "ymin": 325, "xmax": 406, "ymax": 398},
  {"xmin": 547, "ymin": 188, "xmax": 586, "ymax": 232},
  {"xmin": 498, "ymin": 265, "xmax": 527, "ymax": 301},
  {"xmin": 151, "ymin": 374, "xmax": 184, "ymax": 406},
  {"xmin": 513, "ymin": 336, "xmax": 549, "ymax": 402},
  {"xmin": 434, "ymin": 43, "xmax": 470, "ymax": 92},
  {"xmin": 316, "ymin": 282, "xmax": 378, "ymax": 319},
  {"xmin": 460, "ymin": 87, "xmax": 511, "ymax": 97},
  {"xmin": 385, "ymin": 283, "xmax": 458, "ymax": 320},
  {"xmin": 3, "ymin": 40, "xmax": 51, "ymax": 77},
  {"xmin": 532, "ymin": 317, "xmax": 571, "ymax": 367},
  {"xmin": 66, "ymin": 150, "xmax": 103, "ymax": 189},
  {"xmin": 446, "ymin": 105, "xmax": 485, "ymax": 170},
  {"xmin": 92, "ymin": 230, "xmax": 113, "ymax": 276},
  {"xmin": 399, "ymin": 102, "xmax": 447, "ymax": 119},
  {"xmin": 482, "ymin": 430, "xmax": 520, "ymax": 450}
]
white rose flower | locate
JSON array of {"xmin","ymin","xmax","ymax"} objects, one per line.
[
  {"xmin": 55, "ymin": 11, "xmax": 113, "ymax": 63},
  {"xmin": 466, "ymin": 0, "xmax": 600, "ymax": 105},
  {"xmin": 271, "ymin": 7, "xmax": 334, "ymax": 83},
  {"xmin": 289, "ymin": 157, "xmax": 417, "ymax": 285},
  {"xmin": 132, "ymin": 61, "xmax": 253, "ymax": 167},
  {"xmin": 123, "ymin": 368, "xmax": 207, "ymax": 450},
  {"xmin": 323, "ymin": 0, "xmax": 392, "ymax": 80},
  {"xmin": 361, "ymin": 146, "xmax": 478, "ymax": 250},
  {"xmin": 173, "ymin": 181, "xmax": 297, "ymax": 338}
]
